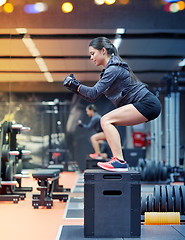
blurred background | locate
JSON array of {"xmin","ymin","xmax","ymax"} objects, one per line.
[{"xmin": 0, "ymin": 0, "xmax": 185, "ymax": 171}]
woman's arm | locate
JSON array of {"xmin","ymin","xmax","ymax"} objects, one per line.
[
  {"xmin": 64, "ymin": 65, "xmax": 120, "ymax": 101},
  {"xmin": 78, "ymin": 66, "xmax": 120, "ymax": 100}
]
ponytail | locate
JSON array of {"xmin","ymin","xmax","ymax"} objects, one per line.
[{"xmin": 86, "ymin": 104, "xmax": 97, "ymax": 112}]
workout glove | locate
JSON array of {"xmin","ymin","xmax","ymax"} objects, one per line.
[{"xmin": 63, "ymin": 74, "xmax": 80, "ymax": 94}]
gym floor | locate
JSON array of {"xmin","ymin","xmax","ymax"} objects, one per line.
[
  {"xmin": 0, "ymin": 171, "xmax": 83, "ymax": 240},
  {"xmin": 0, "ymin": 170, "xmax": 185, "ymax": 240}
]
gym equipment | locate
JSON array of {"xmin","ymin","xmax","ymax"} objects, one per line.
[
  {"xmin": 32, "ymin": 169, "xmax": 69, "ymax": 209},
  {"xmin": 47, "ymin": 149, "xmax": 69, "ymax": 166},
  {"xmin": 153, "ymin": 185, "xmax": 160, "ymax": 212},
  {"xmin": 122, "ymin": 148, "xmax": 145, "ymax": 168},
  {"xmin": 41, "ymin": 99, "xmax": 71, "ymax": 170},
  {"xmin": 84, "ymin": 169, "xmax": 141, "ymax": 238},
  {"xmin": 86, "ymin": 158, "xmax": 108, "ymax": 169},
  {"xmin": 141, "ymin": 195, "xmax": 147, "ymax": 215},
  {"xmin": 164, "ymin": 73, "xmax": 180, "ymax": 168},
  {"xmin": 166, "ymin": 185, "xmax": 174, "ymax": 212},
  {"xmin": 63, "ymin": 74, "xmax": 80, "ymax": 94},
  {"xmin": 47, "ymin": 164, "xmax": 71, "ymax": 192},
  {"xmin": 0, "ymin": 122, "xmax": 19, "ymax": 202},
  {"xmin": 10, "ymin": 124, "xmax": 32, "ymax": 192},
  {"xmin": 142, "ymin": 73, "xmax": 185, "ymax": 183},
  {"xmin": 145, "ymin": 212, "xmax": 180, "ymax": 225},
  {"xmin": 0, "ymin": 121, "xmax": 32, "ymax": 203},
  {"xmin": 138, "ymin": 160, "xmax": 169, "ymax": 182},
  {"xmin": 141, "ymin": 185, "xmax": 185, "ymax": 215},
  {"xmin": 163, "ymin": 73, "xmax": 184, "ymax": 182},
  {"xmin": 137, "ymin": 91, "xmax": 169, "ymax": 182},
  {"xmin": 150, "ymin": 92, "xmax": 162, "ymax": 165}
]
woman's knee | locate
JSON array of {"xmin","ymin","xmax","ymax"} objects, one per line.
[
  {"xmin": 101, "ymin": 115, "xmax": 111, "ymax": 129},
  {"xmin": 90, "ymin": 135, "xmax": 97, "ymax": 142},
  {"xmin": 90, "ymin": 135, "xmax": 94, "ymax": 142}
]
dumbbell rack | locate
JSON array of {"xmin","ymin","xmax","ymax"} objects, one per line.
[{"xmin": 0, "ymin": 121, "xmax": 31, "ymax": 203}]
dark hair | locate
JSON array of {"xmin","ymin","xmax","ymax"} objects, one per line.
[
  {"xmin": 86, "ymin": 104, "xmax": 97, "ymax": 112},
  {"xmin": 89, "ymin": 37, "xmax": 120, "ymax": 59},
  {"xmin": 89, "ymin": 37, "xmax": 140, "ymax": 83}
]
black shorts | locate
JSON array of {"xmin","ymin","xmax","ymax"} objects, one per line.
[{"xmin": 133, "ymin": 92, "xmax": 161, "ymax": 121}]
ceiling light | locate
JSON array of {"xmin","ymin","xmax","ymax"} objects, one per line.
[
  {"xmin": 119, "ymin": 0, "xmax": 130, "ymax": 5},
  {"xmin": 24, "ymin": 2, "xmax": 48, "ymax": 14},
  {"xmin": 22, "ymin": 36, "xmax": 40, "ymax": 57},
  {"xmin": 16, "ymin": 28, "xmax": 28, "ymax": 34},
  {"xmin": 44, "ymin": 72, "xmax": 54, "ymax": 82},
  {"xmin": 169, "ymin": 2, "xmax": 180, "ymax": 12},
  {"xmin": 178, "ymin": 1, "xmax": 185, "ymax": 10},
  {"xmin": 35, "ymin": 57, "xmax": 48, "ymax": 72},
  {"xmin": 94, "ymin": 0, "xmax": 105, "ymax": 5},
  {"xmin": 113, "ymin": 28, "xmax": 125, "ymax": 50},
  {"xmin": 116, "ymin": 28, "xmax": 125, "ymax": 34},
  {"xmin": 178, "ymin": 58, "xmax": 185, "ymax": 67},
  {"xmin": 105, "ymin": 0, "xmax": 116, "ymax": 5},
  {"xmin": 34, "ymin": 2, "xmax": 48, "ymax": 12},
  {"xmin": 3, "ymin": 3, "xmax": 14, "ymax": 13},
  {"xmin": 62, "ymin": 2, "xmax": 73, "ymax": 13},
  {"xmin": 163, "ymin": 0, "xmax": 178, "ymax": 2},
  {"xmin": 113, "ymin": 38, "xmax": 122, "ymax": 49},
  {"xmin": 21, "ymin": 33, "xmax": 53, "ymax": 83},
  {"xmin": 0, "ymin": 0, "xmax": 6, "ymax": 7}
]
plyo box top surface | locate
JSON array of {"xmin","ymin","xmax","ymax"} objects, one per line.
[{"xmin": 84, "ymin": 169, "xmax": 140, "ymax": 183}]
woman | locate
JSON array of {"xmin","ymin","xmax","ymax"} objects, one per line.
[
  {"xmin": 78, "ymin": 104, "xmax": 107, "ymax": 160},
  {"xmin": 64, "ymin": 37, "xmax": 161, "ymax": 172}
]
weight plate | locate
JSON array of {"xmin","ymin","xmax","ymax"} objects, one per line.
[
  {"xmin": 154, "ymin": 185, "xmax": 160, "ymax": 212},
  {"xmin": 180, "ymin": 185, "xmax": 185, "ymax": 215},
  {"xmin": 157, "ymin": 162, "xmax": 163, "ymax": 181},
  {"xmin": 142, "ymin": 167, "xmax": 147, "ymax": 181},
  {"xmin": 16, "ymin": 159, "xmax": 22, "ymax": 174},
  {"xmin": 5, "ymin": 163, "xmax": 10, "ymax": 181},
  {"xmin": 166, "ymin": 185, "xmax": 174, "ymax": 212},
  {"xmin": 7, "ymin": 122, "xmax": 12, "ymax": 133},
  {"xmin": 155, "ymin": 166, "xmax": 160, "ymax": 181},
  {"xmin": 150, "ymin": 161, "xmax": 156, "ymax": 181},
  {"xmin": 141, "ymin": 195, "xmax": 147, "ymax": 215},
  {"xmin": 161, "ymin": 167, "xmax": 168, "ymax": 181},
  {"xmin": 2, "ymin": 144, "xmax": 10, "ymax": 162},
  {"xmin": 138, "ymin": 158, "xmax": 146, "ymax": 169},
  {"xmin": 5, "ymin": 160, "xmax": 14, "ymax": 181},
  {"xmin": 160, "ymin": 185, "xmax": 167, "ymax": 212},
  {"xmin": 173, "ymin": 185, "xmax": 181, "ymax": 212},
  {"xmin": 146, "ymin": 161, "xmax": 154, "ymax": 181},
  {"xmin": 147, "ymin": 194, "xmax": 153, "ymax": 212},
  {"xmin": 152, "ymin": 165, "xmax": 157, "ymax": 182}
]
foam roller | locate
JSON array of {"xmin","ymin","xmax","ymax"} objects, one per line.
[{"xmin": 145, "ymin": 212, "xmax": 180, "ymax": 225}]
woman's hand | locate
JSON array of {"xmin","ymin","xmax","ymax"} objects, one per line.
[
  {"xmin": 63, "ymin": 74, "xmax": 81, "ymax": 94},
  {"xmin": 78, "ymin": 120, "xmax": 83, "ymax": 127}
]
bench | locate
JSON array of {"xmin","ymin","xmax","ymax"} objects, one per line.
[
  {"xmin": 32, "ymin": 169, "xmax": 69, "ymax": 209},
  {"xmin": 47, "ymin": 165, "xmax": 71, "ymax": 192}
]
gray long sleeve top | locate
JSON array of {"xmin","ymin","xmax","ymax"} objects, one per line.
[
  {"xmin": 78, "ymin": 55, "xmax": 149, "ymax": 108},
  {"xmin": 79, "ymin": 112, "xmax": 102, "ymax": 133}
]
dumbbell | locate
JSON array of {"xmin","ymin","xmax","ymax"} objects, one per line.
[{"xmin": 2, "ymin": 144, "xmax": 19, "ymax": 162}]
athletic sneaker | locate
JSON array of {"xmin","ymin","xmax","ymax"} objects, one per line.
[
  {"xmin": 97, "ymin": 157, "xmax": 128, "ymax": 172},
  {"xmin": 89, "ymin": 153, "xmax": 103, "ymax": 160}
]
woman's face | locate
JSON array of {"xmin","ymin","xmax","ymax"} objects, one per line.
[
  {"xmin": 86, "ymin": 108, "xmax": 94, "ymax": 117},
  {"xmin": 89, "ymin": 46, "xmax": 106, "ymax": 66}
]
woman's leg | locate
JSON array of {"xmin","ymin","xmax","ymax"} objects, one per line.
[
  {"xmin": 90, "ymin": 132, "xmax": 106, "ymax": 154},
  {"xmin": 100, "ymin": 104, "xmax": 148, "ymax": 160}
]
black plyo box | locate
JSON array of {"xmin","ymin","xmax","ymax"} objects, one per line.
[{"xmin": 84, "ymin": 169, "xmax": 141, "ymax": 238}]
